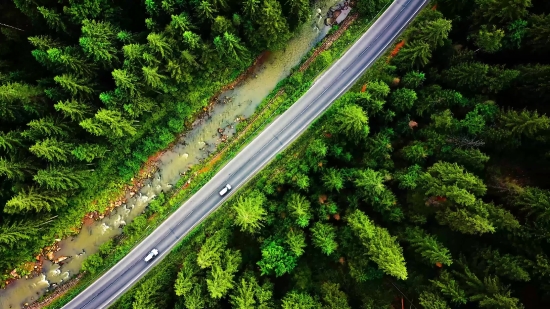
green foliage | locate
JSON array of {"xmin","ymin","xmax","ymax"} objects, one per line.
[
  {"xmin": 331, "ymin": 103, "xmax": 370, "ymax": 139},
  {"xmin": 82, "ymin": 253, "xmax": 104, "ymax": 275},
  {"xmin": 320, "ymin": 282, "xmax": 351, "ymax": 309},
  {"xmin": 499, "ymin": 109, "xmax": 550, "ymax": 138},
  {"xmin": 401, "ymin": 71, "xmax": 426, "ymax": 89},
  {"xmin": 257, "ymin": 239, "xmax": 298, "ymax": 277},
  {"xmin": 33, "ymin": 167, "xmax": 89, "ymax": 191},
  {"xmin": 405, "ymin": 227, "xmax": 453, "ymax": 266},
  {"xmin": 431, "ymin": 270, "xmax": 468, "ymax": 304},
  {"xmin": 287, "ymin": 193, "xmax": 312, "ymax": 228},
  {"xmin": 474, "ymin": 0, "xmax": 531, "ymax": 23},
  {"xmin": 472, "ymin": 25, "xmax": 505, "ymax": 53},
  {"xmin": 310, "ymin": 222, "xmax": 338, "ymax": 255},
  {"xmin": 419, "ymin": 291, "xmax": 450, "ymax": 309},
  {"xmin": 390, "ymin": 88, "xmax": 417, "ymax": 112},
  {"xmin": 232, "ymin": 190, "xmax": 267, "ymax": 234},
  {"xmin": 347, "ymin": 210, "xmax": 407, "ymax": 279},
  {"xmin": 206, "ymin": 249, "xmax": 241, "ymax": 299},
  {"xmin": 281, "ymin": 291, "xmax": 321, "ymax": 309}
]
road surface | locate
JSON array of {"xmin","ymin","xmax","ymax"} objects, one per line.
[{"xmin": 62, "ymin": 0, "xmax": 427, "ymax": 307}]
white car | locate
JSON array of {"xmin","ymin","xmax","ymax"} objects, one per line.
[
  {"xmin": 219, "ymin": 184, "xmax": 232, "ymax": 196},
  {"xmin": 144, "ymin": 249, "xmax": 159, "ymax": 262}
]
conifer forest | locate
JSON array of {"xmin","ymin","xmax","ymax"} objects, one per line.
[{"xmin": 3, "ymin": 0, "xmax": 550, "ymax": 308}]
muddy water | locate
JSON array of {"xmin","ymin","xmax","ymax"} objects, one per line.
[{"xmin": 0, "ymin": 2, "xmax": 351, "ymax": 308}]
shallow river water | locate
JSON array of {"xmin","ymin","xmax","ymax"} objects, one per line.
[{"xmin": 0, "ymin": 2, "xmax": 351, "ymax": 308}]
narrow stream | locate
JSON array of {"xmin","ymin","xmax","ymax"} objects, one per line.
[{"xmin": 0, "ymin": 2, "xmax": 351, "ymax": 308}]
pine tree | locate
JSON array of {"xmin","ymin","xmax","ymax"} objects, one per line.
[
  {"xmin": 206, "ymin": 249, "xmax": 241, "ymax": 299},
  {"xmin": 390, "ymin": 88, "xmax": 417, "ymax": 112},
  {"xmin": 287, "ymin": 193, "xmax": 312, "ymax": 227},
  {"xmin": 347, "ymin": 210, "xmax": 407, "ymax": 279},
  {"xmin": 214, "ymin": 32, "xmax": 249, "ymax": 65},
  {"xmin": 354, "ymin": 168, "xmax": 386, "ymax": 198},
  {"xmin": 230, "ymin": 277, "xmax": 256, "ymax": 308},
  {"xmin": 320, "ymin": 282, "xmax": 351, "ymax": 309},
  {"xmin": 28, "ymin": 35, "xmax": 61, "ymax": 50},
  {"xmin": 47, "ymin": 48, "xmax": 95, "ymax": 76},
  {"xmin": 29, "ymin": 138, "xmax": 72, "ymax": 162},
  {"xmin": 37, "ymin": 7, "xmax": 65, "ymax": 32},
  {"xmin": 419, "ymin": 18, "xmax": 452, "ymax": 48},
  {"xmin": 394, "ymin": 40, "xmax": 432, "ymax": 68},
  {"xmin": 430, "ymin": 270, "xmax": 468, "ymax": 304},
  {"xmin": 513, "ymin": 187, "xmax": 550, "ymax": 224},
  {"xmin": 94, "ymin": 108, "xmax": 137, "ymax": 137},
  {"xmin": 79, "ymin": 19, "xmax": 119, "ymax": 66},
  {"xmin": 142, "ymin": 66, "xmax": 167, "ymax": 89},
  {"xmin": 257, "ymin": 239, "xmax": 298, "ymax": 276},
  {"xmin": 54, "ymin": 74, "xmax": 94, "ymax": 97},
  {"xmin": 4, "ymin": 187, "xmax": 66, "ymax": 213},
  {"xmin": 281, "ymin": 291, "xmax": 321, "ymax": 309},
  {"xmin": 242, "ymin": 0, "xmax": 260, "ymax": 18},
  {"xmin": 310, "ymin": 222, "xmax": 338, "ymax": 255},
  {"xmin": 285, "ymin": 229, "xmax": 306, "ymax": 257},
  {"xmin": 25, "ymin": 117, "xmax": 69, "ymax": 137},
  {"xmin": 182, "ymin": 285, "xmax": 206, "ymax": 309},
  {"xmin": 0, "ymin": 220, "xmax": 36, "ymax": 249},
  {"xmin": 444, "ymin": 62, "xmax": 489, "ymax": 91},
  {"xmin": 182, "ymin": 31, "xmax": 201, "ymax": 50},
  {"xmin": 472, "ymin": 25, "xmax": 505, "ymax": 53},
  {"xmin": 331, "ymin": 103, "xmax": 369, "ymax": 139},
  {"xmin": 526, "ymin": 14, "xmax": 550, "ymax": 53},
  {"xmin": 147, "ymin": 33, "xmax": 172, "ymax": 59},
  {"xmin": 197, "ymin": 230, "xmax": 227, "ymax": 269},
  {"xmin": 131, "ymin": 273, "xmax": 167, "ymax": 309},
  {"xmin": 122, "ymin": 44, "xmax": 144, "ymax": 61},
  {"xmin": 474, "ymin": 0, "xmax": 531, "ymax": 23},
  {"xmin": 54, "ymin": 98, "xmax": 92, "ymax": 121},
  {"xmin": 402, "ymin": 141, "xmax": 431, "ymax": 164},
  {"xmin": 71, "ymin": 143, "xmax": 108, "ymax": 163},
  {"xmin": 33, "ymin": 166, "xmax": 89, "ymax": 191},
  {"xmin": 405, "ymin": 227, "xmax": 453, "ymax": 266},
  {"xmin": 499, "ymin": 109, "xmax": 550, "ymax": 138},
  {"xmin": 419, "ymin": 161, "xmax": 487, "ymax": 204},
  {"xmin": 0, "ymin": 82, "xmax": 43, "ymax": 119},
  {"xmin": 253, "ymin": 0, "xmax": 290, "ymax": 50},
  {"xmin": 112, "ymin": 69, "xmax": 140, "ymax": 97},
  {"xmin": 212, "ymin": 16, "xmax": 234, "ymax": 35},
  {"xmin": 322, "ymin": 168, "xmax": 344, "ymax": 192},
  {"xmin": 286, "ymin": 0, "xmax": 310, "ymax": 29},
  {"xmin": 419, "ymin": 291, "xmax": 450, "ymax": 309},
  {"xmin": 169, "ymin": 13, "xmax": 194, "ymax": 34},
  {"xmin": 174, "ymin": 255, "xmax": 200, "ymax": 296},
  {"xmin": 0, "ymin": 157, "xmax": 33, "ymax": 180},
  {"xmin": 402, "ymin": 71, "xmax": 426, "ymax": 89},
  {"xmin": 0, "ymin": 131, "xmax": 23, "ymax": 152},
  {"xmin": 232, "ymin": 190, "xmax": 267, "ymax": 234},
  {"xmin": 197, "ymin": 1, "xmax": 217, "ymax": 21},
  {"xmin": 479, "ymin": 248, "xmax": 530, "ymax": 282}
]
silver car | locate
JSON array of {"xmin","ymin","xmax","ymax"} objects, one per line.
[
  {"xmin": 144, "ymin": 249, "xmax": 159, "ymax": 262},
  {"xmin": 219, "ymin": 184, "xmax": 232, "ymax": 196}
]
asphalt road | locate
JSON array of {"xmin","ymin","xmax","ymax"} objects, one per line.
[{"xmin": 62, "ymin": 0, "xmax": 427, "ymax": 308}]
